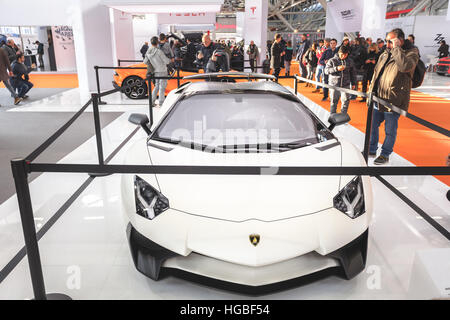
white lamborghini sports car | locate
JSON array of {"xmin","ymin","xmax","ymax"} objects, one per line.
[{"xmin": 121, "ymin": 73, "xmax": 373, "ymax": 291}]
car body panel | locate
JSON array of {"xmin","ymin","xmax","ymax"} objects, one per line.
[{"xmin": 120, "ymin": 77, "xmax": 373, "ymax": 286}]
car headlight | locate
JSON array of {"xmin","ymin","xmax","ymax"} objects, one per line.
[
  {"xmin": 134, "ymin": 175, "xmax": 169, "ymax": 220},
  {"xmin": 333, "ymin": 176, "xmax": 365, "ymax": 219}
]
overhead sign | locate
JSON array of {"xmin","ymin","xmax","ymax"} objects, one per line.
[
  {"xmin": 327, "ymin": 0, "xmax": 364, "ymax": 32},
  {"xmin": 158, "ymin": 12, "xmax": 216, "ymax": 24}
]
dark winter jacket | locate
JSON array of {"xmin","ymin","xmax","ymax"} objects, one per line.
[
  {"xmin": 304, "ymin": 48, "xmax": 318, "ymax": 68},
  {"xmin": 362, "ymin": 50, "xmax": 380, "ymax": 79},
  {"xmin": 0, "ymin": 47, "xmax": 12, "ymax": 82},
  {"xmin": 140, "ymin": 44, "xmax": 149, "ymax": 59},
  {"xmin": 319, "ymin": 47, "xmax": 338, "ymax": 67},
  {"xmin": 284, "ymin": 47, "xmax": 293, "ymax": 62},
  {"xmin": 270, "ymin": 41, "xmax": 283, "ymax": 69},
  {"xmin": 369, "ymin": 39, "xmax": 419, "ymax": 112},
  {"xmin": 198, "ymin": 42, "xmax": 218, "ymax": 71},
  {"xmin": 438, "ymin": 44, "xmax": 449, "ymax": 58},
  {"xmin": 37, "ymin": 43, "xmax": 44, "ymax": 55},
  {"xmin": 1, "ymin": 44, "xmax": 16, "ymax": 63},
  {"xmin": 324, "ymin": 55, "xmax": 356, "ymax": 88},
  {"xmin": 350, "ymin": 45, "xmax": 367, "ymax": 70},
  {"xmin": 11, "ymin": 61, "xmax": 32, "ymax": 86},
  {"xmin": 295, "ymin": 39, "xmax": 310, "ymax": 61}
]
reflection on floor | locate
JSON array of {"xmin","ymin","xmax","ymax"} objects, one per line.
[{"xmin": 0, "ymin": 81, "xmax": 448, "ymax": 300}]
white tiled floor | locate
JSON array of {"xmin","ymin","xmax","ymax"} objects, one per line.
[{"xmin": 0, "ymin": 81, "xmax": 449, "ymax": 300}]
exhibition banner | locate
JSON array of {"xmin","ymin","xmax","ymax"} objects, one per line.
[
  {"xmin": 360, "ymin": 0, "xmax": 387, "ymax": 40},
  {"xmin": 327, "ymin": 0, "xmax": 364, "ymax": 32},
  {"xmin": 51, "ymin": 25, "xmax": 77, "ymax": 72}
]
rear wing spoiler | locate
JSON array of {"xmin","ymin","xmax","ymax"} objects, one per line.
[{"xmin": 183, "ymin": 72, "xmax": 276, "ymax": 81}]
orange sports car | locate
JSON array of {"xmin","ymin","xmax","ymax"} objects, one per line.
[{"xmin": 113, "ymin": 65, "xmax": 202, "ymax": 99}]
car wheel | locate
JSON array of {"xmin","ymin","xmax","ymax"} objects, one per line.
[{"xmin": 123, "ymin": 76, "xmax": 148, "ymax": 99}]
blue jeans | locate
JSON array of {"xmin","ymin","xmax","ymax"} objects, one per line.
[
  {"xmin": 315, "ymin": 65, "xmax": 324, "ymax": 89},
  {"xmin": 15, "ymin": 80, "xmax": 33, "ymax": 98},
  {"xmin": 369, "ymin": 106, "xmax": 401, "ymax": 157},
  {"xmin": 322, "ymin": 73, "xmax": 329, "ymax": 98}
]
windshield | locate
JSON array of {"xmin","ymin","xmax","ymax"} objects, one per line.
[{"xmin": 152, "ymin": 92, "xmax": 321, "ymax": 150}]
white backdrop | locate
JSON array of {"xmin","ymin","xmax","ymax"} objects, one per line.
[
  {"xmin": 384, "ymin": 16, "xmax": 415, "ymax": 38},
  {"xmin": 413, "ymin": 16, "xmax": 449, "ymax": 59}
]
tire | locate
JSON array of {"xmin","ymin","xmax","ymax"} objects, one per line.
[{"xmin": 122, "ymin": 76, "xmax": 148, "ymax": 100}]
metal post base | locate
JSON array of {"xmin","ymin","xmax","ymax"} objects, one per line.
[
  {"xmin": 32, "ymin": 293, "xmax": 72, "ymax": 300},
  {"xmin": 88, "ymin": 172, "xmax": 112, "ymax": 178}
]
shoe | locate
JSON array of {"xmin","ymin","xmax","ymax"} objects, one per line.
[
  {"xmin": 23, "ymin": 95, "xmax": 29, "ymax": 99},
  {"xmin": 14, "ymin": 97, "xmax": 23, "ymax": 105},
  {"xmin": 368, "ymin": 151, "xmax": 376, "ymax": 157},
  {"xmin": 374, "ymin": 155, "xmax": 389, "ymax": 165},
  {"xmin": 321, "ymin": 97, "xmax": 328, "ymax": 101},
  {"xmin": 312, "ymin": 89, "xmax": 320, "ymax": 93}
]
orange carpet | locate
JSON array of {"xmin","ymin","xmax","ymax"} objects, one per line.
[
  {"xmin": 0, "ymin": 74, "xmax": 78, "ymax": 88},
  {"xmin": 278, "ymin": 62, "xmax": 450, "ymax": 186}
]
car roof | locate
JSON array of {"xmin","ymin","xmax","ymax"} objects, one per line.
[{"xmin": 182, "ymin": 81, "xmax": 293, "ymax": 95}]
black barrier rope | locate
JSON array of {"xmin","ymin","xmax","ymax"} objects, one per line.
[
  {"xmin": 9, "ymin": 69, "xmax": 450, "ymax": 301},
  {"xmin": 27, "ymin": 163, "xmax": 450, "ymax": 176},
  {"xmin": 293, "ymin": 75, "xmax": 450, "ymax": 138},
  {"xmin": 376, "ymin": 176, "xmax": 450, "ymax": 241},
  {"xmin": 25, "ymin": 98, "xmax": 93, "ymax": 162}
]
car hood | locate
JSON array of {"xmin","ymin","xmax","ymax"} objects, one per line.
[{"xmin": 147, "ymin": 140, "xmax": 342, "ymax": 222}]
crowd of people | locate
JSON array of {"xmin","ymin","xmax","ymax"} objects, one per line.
[
  {"xmin": 268, "ymin": 29, "xmax": 424, "ymax": 165},
  {"xmin": 0, "ymin": 38, "xmax": 36, "ymax": 107}
]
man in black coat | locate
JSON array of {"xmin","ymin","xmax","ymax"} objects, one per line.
[
  {"xmin": 270, "ymin": 34, "xmax": 284, "ymax": 79},
  {"xmin": 11, "ymin": 53, "xmax": 34, "ymax": 99},
  {"xmin": 35, "ymin": 41, "xmax": 45, "ymax": 67},
  {"xmin": 197, "ymin": 34, "xmax": 218, "ymax": 73},
  {"xmin": 140, "ymin": 42, "xmax": 149, "ymax": 60}
]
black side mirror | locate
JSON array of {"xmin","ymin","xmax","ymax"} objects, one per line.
[
  {"xmin": 328, "ymin": 113, "xmax": 351, "ymax": 131},
  {"xmin": 128, "ymin": 113, "xmax": 151, "ymax": 135}
]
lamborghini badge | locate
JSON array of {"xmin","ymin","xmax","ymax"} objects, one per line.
[{"xmin": 249, "ymin": 234, "xmax": 260, "ymax": 246}]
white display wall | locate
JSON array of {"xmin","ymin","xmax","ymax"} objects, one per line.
[
  {"xmin": 411, "ymin": 15, "xmax": 450, "ymax": 59},
  {"xmin": 133, "ymin": 14, "xmax": 158, "ymax": 61}
]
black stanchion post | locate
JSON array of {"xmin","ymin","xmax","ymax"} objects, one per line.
[
  {"xmin": 92, "ymin": 93, "xmax": 104, "ymax": 165},
  {"xmin": 118, "ymin": 59, "xmax": 121, "ymax": 66},
  {"xmin": 363, "ymin": 93, "xmax": 374, "ymax": 162},
  {"xmin": 94, "ymin": 66, "xmax": 107, "ymax": 105},
  {"xmin": 10, "ymin": 159, "xmax": 71, "ymax": 300},
  {"xmin": 294, "ymin": 76, "xmax": 298, "ymax": 96},
  {"xmin": 176, "ymin": 68, "xmax": 180, "ymax": 88}
]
